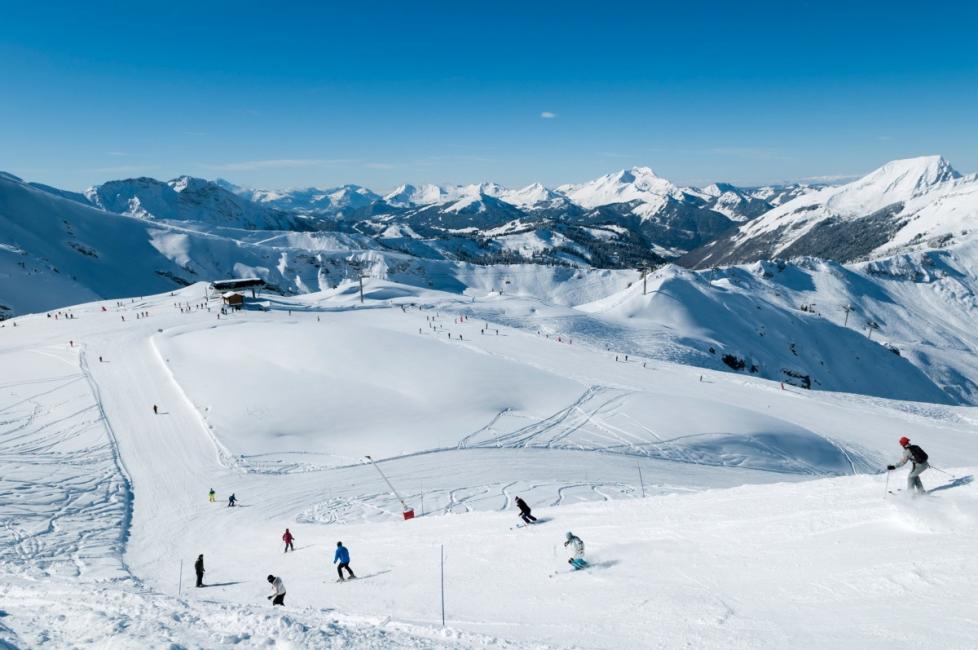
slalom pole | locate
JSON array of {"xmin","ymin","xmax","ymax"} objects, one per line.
[
  {"xmin": 440, "ymin": 545, "xmax": 446, "ymax": 627},
  {"xmin": 883, "ymin": 471, "xmax": 890, "ymax": 498}
]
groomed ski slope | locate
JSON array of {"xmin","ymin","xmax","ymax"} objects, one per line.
[{"xmin": 1, "ymin": 281, "xmax": 977, "ymax": 649}]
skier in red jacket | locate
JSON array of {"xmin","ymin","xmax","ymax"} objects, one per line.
[{"xmin": 282, "ymin": 528, "xmax": 295, "ymax": 553}]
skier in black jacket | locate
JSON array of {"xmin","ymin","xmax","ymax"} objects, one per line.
[
  {"xmin": 887, "ymin": 436, "xmax": 929, "ymax": 494},
  {"xmin": 514, "ymin": 496, "xmax": 537, "ymax": 524},
  {"xmin": 194, "ymin": 554, "xmax": 205, "ymax": 587}
]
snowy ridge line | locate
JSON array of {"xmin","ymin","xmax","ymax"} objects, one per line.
[
  {"xmin": 147, "ymin": 334, "xmax": 240, "ymax": 471},
  {"xmin": 78, "ymin": 347, "xmax": 135, "ymax": 578}
]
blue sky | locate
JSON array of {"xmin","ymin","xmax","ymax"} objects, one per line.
[{"xmin": 2, "ymin": 1, "xmax": 976, "ymax": 191}]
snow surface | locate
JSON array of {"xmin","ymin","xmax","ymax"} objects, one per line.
[{"xmin": 2, "ymin": 280, "xmax": 978, "ymax": 648}]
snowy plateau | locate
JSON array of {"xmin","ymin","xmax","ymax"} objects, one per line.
[{"xmin": 1, "ymin": 156, "xmax": 978, "ymax": 649}]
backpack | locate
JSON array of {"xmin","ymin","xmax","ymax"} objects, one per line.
[{"xmin": 907, "ymin": 444, "xmax": 928, "ymax": 464}]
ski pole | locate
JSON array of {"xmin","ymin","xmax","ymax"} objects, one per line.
[
  {"xmin": 928, "ymin": 465, "xmax": 956, "ymax": 479},
  {"xmin": 883, "ymin": 470, "xmax": 890, "ymax": 497}
]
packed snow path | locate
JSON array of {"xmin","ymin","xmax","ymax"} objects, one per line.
[{"xmin": 2, "ymin": 283, "xmax": 978, "ymax": 648}]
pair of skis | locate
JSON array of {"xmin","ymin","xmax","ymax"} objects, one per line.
[{"xmin": 549, "ymin": 559, "xmax": 590, "ymax": 578}]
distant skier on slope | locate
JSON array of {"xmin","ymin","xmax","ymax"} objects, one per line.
[
  {"xmin": 334, "ymin": 541, "xmax": 356, "ymax": 581},
  {"xmin": 208, "ymin": 488, "xmax": 216, "ymax": 503},
  {"xmin": 266, "ymin": 574, "xmax": 286, "ymax": 605},
  {"xmin": 282, "ymin": 528, "xmax": 295, "ymax": 552},
  {"xmin": 153, "ymin": 404, "xmax": 158, "ymax": 415},
  {"xmin": 194, "ymin": 554, "xmax": 205, "ymax": 587},
  {"xmin": 887, "ymin": 436, "xmax": 929, "ymax": 494},
  {"xmin": 564, "ymin": 532, "xmax": 587, "ymax": 569},
  {"xmin": 227, "ymin": 493, "xmax": 237, "ymax": 507},
  {"xmin": 514, "ymin": 496, "xmax": 537, "ymax": 524}
]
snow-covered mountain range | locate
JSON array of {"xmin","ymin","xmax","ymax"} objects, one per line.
[
  {"xmin": 25, "ymin": 155, "xmax": 972, "ymax": 273},
  {"xmin": 16, "ymin": 167, "xmax": 819, "ymax": 269},
  {"xmin": 10, "ymin": 166, "xmax": 827, "ymax": 272},
  {"xmin": 683, "ymin": 155, "xmax": 978, "ymax": 267},
  {"xmin": 4, "ymin": 156, "xmax": 978, "ymax": 406}
]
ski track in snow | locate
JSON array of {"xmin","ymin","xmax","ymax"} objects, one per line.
[{"xmin": 0, "ymin": 348, "xmax": 129, "ymax": 581}]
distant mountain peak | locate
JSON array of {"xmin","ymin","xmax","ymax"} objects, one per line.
[
  {"xmin": 856, "ymin": 155, "xmax": 959, "ymax": 198},
  {"xmin": 682, "ymin": 154, "xmax": 977, "ymax": 269},
  {"xmin": 560, "ymin": 165, "xmax": 675, "ymax": 211},
  {"xmin": 618, "ymin": 166, "xmax": 659, "ymax": 183}
]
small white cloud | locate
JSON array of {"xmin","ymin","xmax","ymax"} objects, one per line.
[
  {"xmin": 540, "ymin": 111, "xmax": 557, "ymax": 119},
  {"xmin": 364, "ymin": 162, "xmax": 394, "ymax": 170},
  {"xmin": 800, "ymin": 173, "xmax": 860, "ymax": 183}
]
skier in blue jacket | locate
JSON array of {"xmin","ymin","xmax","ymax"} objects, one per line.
[{"xmin": 333, "ymin": 541, "xmax": 356, "ymax": 581}]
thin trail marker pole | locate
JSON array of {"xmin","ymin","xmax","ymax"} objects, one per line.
[
  {"xmin": 637, "ymin": 462, "xmax": 646, "ymax": 498},
  {"xmin": 420, "ymin": 480, "xmax": 424, "ymax": 516},
  {"xmin": 440, "ymin": 545, "xmax": 446, "ymax": 627},
  {"xmin": 883, "ymin": 471, "xmax": 890, "ymax": 498},
  {"xmin": 178, "ymin": 559, "xmax": 183, "ymax": 596}
]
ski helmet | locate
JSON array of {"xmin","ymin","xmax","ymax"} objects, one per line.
[
  {"xmin": 267, "ymin": 574, "xmax": 275, "ymax": 582},
  {"xmin": 899, "ymin": 436, "xmax": 910, "ymax": 447},
  {"xmin": 566, "ymin": 531, "xmax": 573, "ymax": 540}
]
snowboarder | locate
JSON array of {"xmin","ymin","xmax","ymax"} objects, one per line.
[
  {"xmin": 266, "ymin": 574, "xmax": 286, "ymax": 605},
  {"xmin": 153, "ymin": 404, "xmax": 158, "ymax": 415},
  {"xmin": 514, "ymin": 496, "xmax": 537, "ymax": 524},
  {"xmin": 334, "ymin": 541, "xmax": 356, "ymax": 581},
  {"xmin": 887, "ymin": 436, "xmax": 930, "ymax": 494},
  {"xmin": 194, "ymin": 554, "xmax": 205, "ymax": 587},
  {"xmin": 208, "ymin": 488, "xmax": 216, "ymax": 503},
  {"xmin": 564, "ymin": 531, "xmax": 586, "ymax": 569},
  {"xmin": 282, "ymin": 528, "xmax": 295, "ymax": 552},
  {"xmin": 227, "ymin": 493, "xmax": 237, "ymax": 507}
]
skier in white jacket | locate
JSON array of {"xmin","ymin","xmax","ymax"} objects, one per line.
[
  {"xmin": 266, "ymin": 574, "xmax": 286, "ymax": 606},
  {"xmin": 564, "ymin": 532, "xmax": 586, "ymax": 569}
]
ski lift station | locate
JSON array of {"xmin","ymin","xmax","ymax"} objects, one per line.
[{"xmin": 208, "ymin": 278, "xmax": 265, "ymax": 300}]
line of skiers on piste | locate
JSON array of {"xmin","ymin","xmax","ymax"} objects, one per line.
[
  {"xmin": 193, "ymin": 492, "xmax": 584, "ymax": 605},
  {"xmin": 193, "ymin": 539, "xmax": 357, "ymax": 603},
  {"xmin": 197, "ymin": 438, "xmax": 934, "ymax": 604}
]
